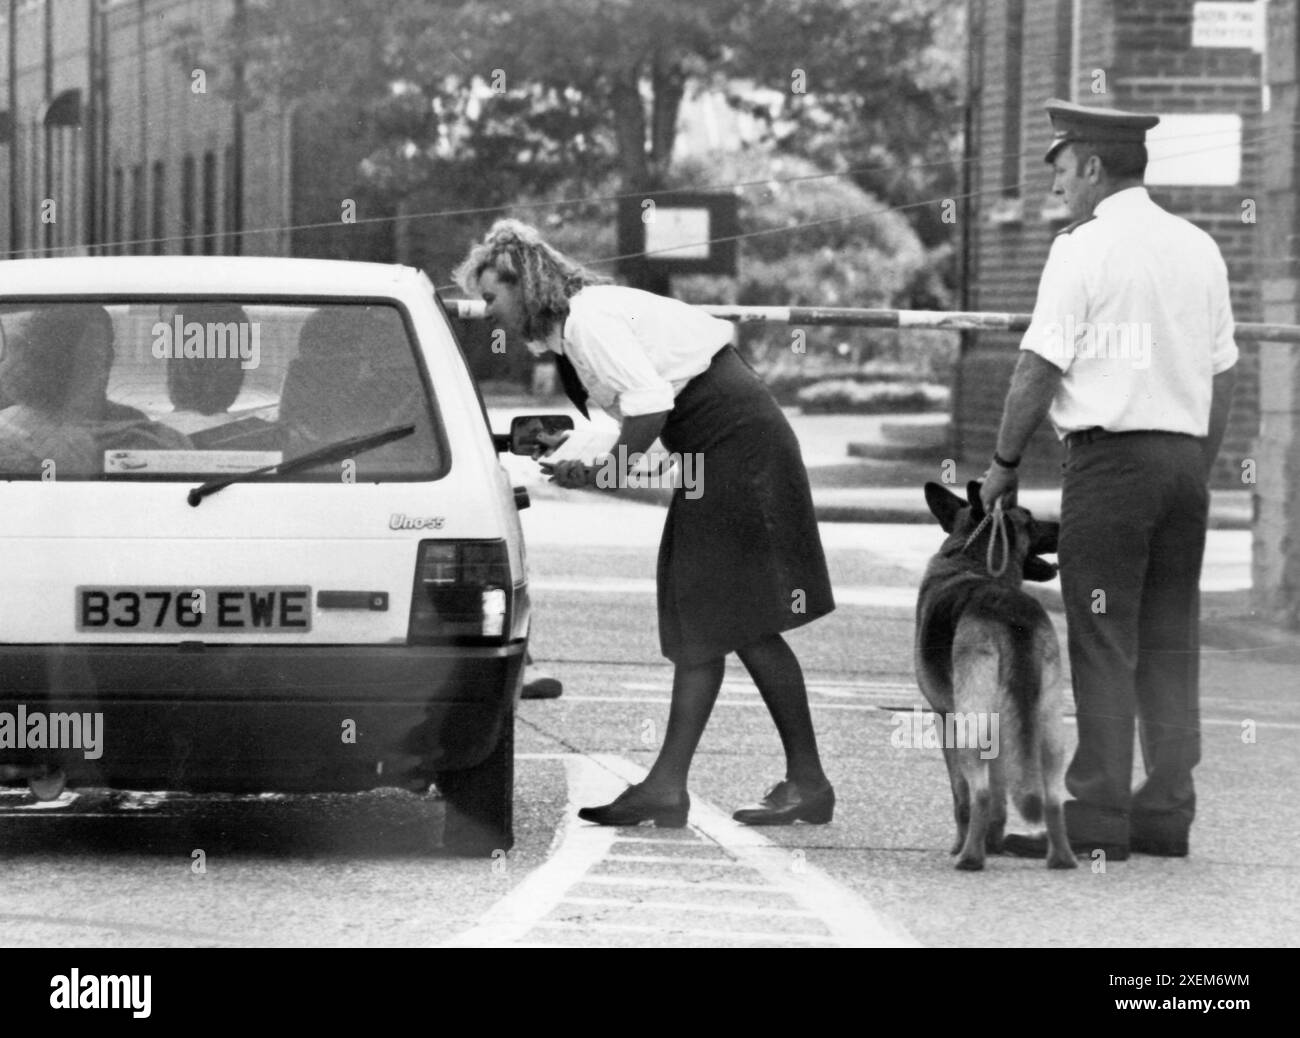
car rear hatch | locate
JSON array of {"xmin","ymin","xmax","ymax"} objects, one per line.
[
  {"xmin": 0, "ymin": 295, "xmax": 526, "ymax": 789},
  {"xmin": 0, "ymin": 477, "xmax": 522, "ymax": 648},
  {"xmin": 0, "ymin": 298, "xmax": 528, "ymax": 647}
]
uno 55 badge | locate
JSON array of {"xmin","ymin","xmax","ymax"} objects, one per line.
[{"xmin": 389, "ymin": 514, "xmax": 446, "ymax": 530}]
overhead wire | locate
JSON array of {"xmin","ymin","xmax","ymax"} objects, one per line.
[{"xmin": 9, "ymin": 117, "xmax": 1291, "ymax": 265}]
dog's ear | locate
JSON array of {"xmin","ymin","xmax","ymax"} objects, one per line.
[
  {"xmin": 1029, "ymin": 519, "xmax": 1059, "ymax": 556},
  {"xmin": 965, "ymin": 480, "xmax": 986, "ymax": 520},
  {"xmin": 1023, "ymin": 555, "xmax": 1058, "ymax": 582},
  {"xmin": 924, "ymin": 482, "xmax": 966, "ymax": 533}
]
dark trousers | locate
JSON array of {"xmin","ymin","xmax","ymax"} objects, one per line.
[{"xmin": 1057, "ymin": 431, "xmax": 1208, "ymax": 844}]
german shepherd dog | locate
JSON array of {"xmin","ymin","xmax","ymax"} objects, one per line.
[{"xmin": 915, "ymin": 481, "xmax": 1076, "ymax": 871}]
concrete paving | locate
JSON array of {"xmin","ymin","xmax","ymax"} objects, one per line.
[{"xmin": 516, "ymin": 495, "xmax": 1300, "ymax": 947}]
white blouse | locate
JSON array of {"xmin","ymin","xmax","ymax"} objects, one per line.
[{"xmin": 555, "ymin": 286, "xmax": 734, "ymax": 420}]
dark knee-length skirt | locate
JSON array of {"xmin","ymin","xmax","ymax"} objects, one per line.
[{"xmin": 656, "ymin": 346, "xmax": 834, "ymax": 664}]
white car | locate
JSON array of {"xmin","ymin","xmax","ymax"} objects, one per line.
[{"xmin": 0, "ymin": 256, "xmax": 557, "ymax": 854}]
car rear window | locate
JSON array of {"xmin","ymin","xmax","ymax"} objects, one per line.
[{"xmin": 0, "ymin": 300, "xmax": 445, "ymax": 481}]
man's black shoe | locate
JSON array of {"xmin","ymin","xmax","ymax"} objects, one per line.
[
  {"xmin": 1129, "ymin": 833, "xmax": 1189, "ymax": 857},
  {"xmin": 1002, "ymin": 832, "xmax": 1130, "ymax": 862},
  {"xmin": 1128, "ymin": 811, "xmax": 1190, "ymax": 856},
  {"xmin": 521, "ymin": 676, "xmax": 563, "ymax": 700}
]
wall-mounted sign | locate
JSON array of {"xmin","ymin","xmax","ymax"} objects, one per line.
[
  {"xmin": 1145, "ymin": 113, "xmax": 1242, "ymax": 186},
  {"xmin": 1191, "ymin": 1, "xmax": 1264, "ymax": 52},
  {"xmin": 645, "ymin": 207, "xmax": 712, "ymax": 260},
  {"xmin": 617, "ymin": 191, "xmax": 739, "ymax": 279}
]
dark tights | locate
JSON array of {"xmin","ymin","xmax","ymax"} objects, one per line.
[{"xmin": 639, "ymin": 631, "xmax": 828, "ymax": 795}]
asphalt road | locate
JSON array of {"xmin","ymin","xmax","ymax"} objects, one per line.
[{"xmin": 1, "ymin": 492, "xmax": 1296, "ymax": 949}]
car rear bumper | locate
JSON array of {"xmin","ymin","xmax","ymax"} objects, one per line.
[{"xmin": 0, "ymin": 642, "xmax": 525, "ymax": 792}]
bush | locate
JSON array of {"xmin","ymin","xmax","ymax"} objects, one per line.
[
  {"xmin": 667, "ymin": 148, "xmax": 945, "ymax": 366},
  {"xmin": 762, "ymin": 360, "xmax": 937, "ymax": 404},
  {"xmin": 796, "ymin": 379, "xmax": 950, "ymax": 415}
]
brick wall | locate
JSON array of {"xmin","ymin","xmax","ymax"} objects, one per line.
[
  {"xmin": 958, "ymin": 0, "xmax": 1264, "ymax": 488},
  {"xmin": 0, "ymin": 0, "xmax": 298, "ymax": 258},
  {"xmin": 1253, "ymin": 0, "xmax": 1300, "ymax": 626},
  {"xmin": 960, "ymin": 0, "xmax": 1104, "ymax": 477},
  {"xmin": 0, "ymin": 0, "xmax": 87, "ymax": 254}
]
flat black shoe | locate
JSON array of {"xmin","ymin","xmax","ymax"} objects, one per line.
[
  {"xmin": 733, "ymin": 780, "xmax": 834, "ymax": 826},
  {"xmin": 577, "ymin": 784, "xmax": 689, "ymax": 827},
  {"xmin": 1002, "ymin": 832, "xmax": 1129, "ymax": 861},
  {"xmin": 521, "ymin": 676, "xmax": 563, "ymax": 700}
]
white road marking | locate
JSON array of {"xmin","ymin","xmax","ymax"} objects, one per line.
[
  {"xmin": 438, "ymin": 755, "xmax": 623, "ymax": 948},
  {"xmin": 581, "ymin": 875, "xmax": 776, "ymax": 892},
  {"xmin": 443, "ymin": 753, "xmax": 919, "ymax": 948},
  {"xmin": 534, "ymin": 921, "xmax": 837, "ymax": 944},
  {"xmin": 549, "ymin": 695, "xmax": 889, "ymax": 711},
  {"xmin": 599, "ymin": 854, "xmax": 742, "ymax": 867},
  {"xmin": 661, "ymin": 774, "xmax": 921, "ymax": 949},
  {"xmin": 11, "ymin": 792, "xmax": 79, "ymax": 811},
  {"xmin": 563, "ymin": 896, "xmax": 818, "ymax": 919},
  {"xmin": 617, "ymin": 679, "xmax": 920, "ymax": 697},
  {"xmin": 531, "ymin": 577, "xmax": 918, "ymax": 609},
  {"xmin": 543, "ymin": 697, "xmax": 1294, "ymax": 728}
]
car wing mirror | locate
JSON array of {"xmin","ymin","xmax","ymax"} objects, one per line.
[{"xmin": 507, "ymin": 414, "xmax": 574, "ymax": 456}]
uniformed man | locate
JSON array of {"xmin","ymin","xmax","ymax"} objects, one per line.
[{"xmin": 980, "ymin": 98, "xmax": 1238, "ymax": 860}]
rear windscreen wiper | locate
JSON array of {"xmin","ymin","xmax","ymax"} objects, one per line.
[{"xmin": 186, "ymin": 423, "xmax": 416, "ymax": 506}]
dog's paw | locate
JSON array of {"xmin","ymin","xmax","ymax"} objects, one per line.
[
  {"xmin": 955, "ymin": 854, "xmax": 986, "ymax": 871},
  {"xmin": 1048, "ymin": 850, "xmax": 1078, "ymax": 870}
]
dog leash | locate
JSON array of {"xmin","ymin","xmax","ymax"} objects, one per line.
[{"xmin": 962, "ymin": 500, "xmax": 1010, "ymax": 578}]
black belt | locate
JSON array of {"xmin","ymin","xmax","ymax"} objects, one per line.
[{"xmin": 1065, "ymin": 427, "xmax": 1198, "ymax": 449}]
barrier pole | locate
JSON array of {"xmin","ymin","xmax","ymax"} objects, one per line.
[{"xmin": 442, "ymin": 299, "xmax": 1300, "ymax": 344}]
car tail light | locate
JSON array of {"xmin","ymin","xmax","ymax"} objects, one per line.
[{"xmin": 408, "ymin": 539, "xmax": 513, "ymax": 644}]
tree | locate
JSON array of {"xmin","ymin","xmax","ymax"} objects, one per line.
[
  {"xmin": 724, "ymin": 0, "xmax": 965, "ymax": 250},
  {"xmin": 665, "ymin": 147, "xmax": 939, "ymax": 366},
  {"xmin": 185, "ymin": 0, "xmax": 964, "ymax": 286}
]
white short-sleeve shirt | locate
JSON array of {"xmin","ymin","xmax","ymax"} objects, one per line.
[
  {"xmin": 1019, "ymin": 187, "xmax": 1238, "ymax": 439},
  {"xmin": 555, "ymin": 286, "xmax": 735, "ymax": 420}
]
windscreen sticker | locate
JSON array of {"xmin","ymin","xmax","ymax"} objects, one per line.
[{"xmin": 104, "ymin": 450, "xmax": 284, "ymax": 474}]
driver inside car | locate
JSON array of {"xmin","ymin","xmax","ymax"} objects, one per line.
[{"xmin": 0, "ymin": 304, "xmax": 189, "ymax": 477}]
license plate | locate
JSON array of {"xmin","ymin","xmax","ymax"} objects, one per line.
[{"xmin": 76, "ymin": 587, "xmax": 312, "ymax": 633}]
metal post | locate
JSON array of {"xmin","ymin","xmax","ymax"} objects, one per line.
[
  {"xmin": 8, "ymin": 0, "xmax": 18, "ymax": 256},
  {"xmin": 98, "ymin": 0, "xmax": 109, "ymax": 251},
  {"xmin": 42, "ymin": 0, "xmax": 51, "ymax": 254},
  {"xmin": 231, "ymin": 0, "xmax": 245, "ymax": 255},
  {"xmin": 85, "ymin": 0, "xmax": 97, "ymax": 252}
]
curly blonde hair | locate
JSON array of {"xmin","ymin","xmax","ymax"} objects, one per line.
[{"xmin": 453, "ymin": 219, "xmax": 607, "ymax": 341}]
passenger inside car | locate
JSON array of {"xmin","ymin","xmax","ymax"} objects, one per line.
[
  {"xmin": 164, "ymin": 303, "xmax": 280, "ymax": 451},
  {"xmin": 0, "ymin": 304, "xmax": 188, "ymax": 477},
  {"xmin": 279, "ymin": 305, "xmax": 426, "ymax": 470}
]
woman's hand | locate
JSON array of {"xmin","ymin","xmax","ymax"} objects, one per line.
[
  {"xmin": 540, "ymin": 458, "xmax": 597, "ymax": 489},
  {"xmin": 530, "ymin": 428, "xmax": 570, "ymax": 461}
]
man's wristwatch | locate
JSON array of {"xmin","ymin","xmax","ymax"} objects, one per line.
[{"xmin": 992, "ymin": 451, "xmax": 1020, "ymax": 470}]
